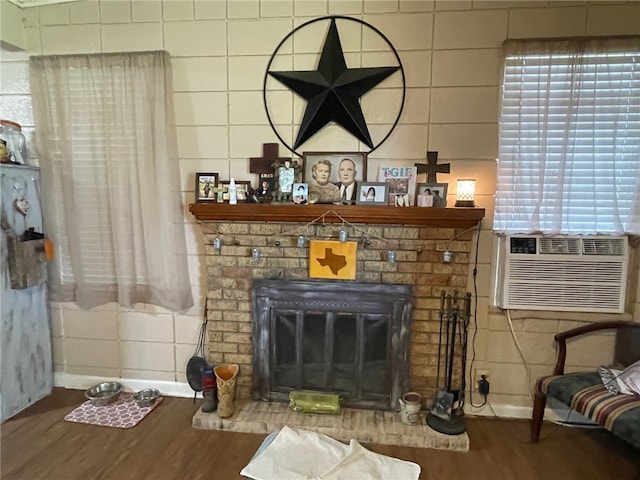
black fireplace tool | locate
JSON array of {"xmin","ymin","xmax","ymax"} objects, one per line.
[
  {"xmin": 427, "ymin": 290, "xmax": 472, "ymax": 435},
  {"xmin": 431, "ymin": 291, "xmax": 453, "ymax": 419},
  {"xmin": 186, "ymin": 306, "xmax": 209, "ymax": 402}
]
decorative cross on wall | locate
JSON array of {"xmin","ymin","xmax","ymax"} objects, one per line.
[
  {"xmin": 249, "ymin": 143, "xmax": 291, "ymax": 174},
  {"xmin": 415, "ymin": 151, "xmax": 450, "ymax": 184}
]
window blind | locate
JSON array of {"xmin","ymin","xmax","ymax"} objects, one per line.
[
  {"xmin": 494, "ymin": 40, "xmax": 640, "ymax": 235},
  {"xmin": 41, "ymin": 68, "xmax": 149, "ymax": 287}
]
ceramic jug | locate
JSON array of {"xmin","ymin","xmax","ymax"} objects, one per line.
[{"xmin": 399, "ymin": 391, "xmax": 422, "ymax": 425}]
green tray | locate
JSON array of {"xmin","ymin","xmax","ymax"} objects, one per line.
[{"xmin": 288, "ymin": 390, "xmax": 341, "ymax": 415}]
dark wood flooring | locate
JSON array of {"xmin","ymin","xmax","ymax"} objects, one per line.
[{"xmin": 2, "ymin": 388, "xmax": 638, "ymax": 480}]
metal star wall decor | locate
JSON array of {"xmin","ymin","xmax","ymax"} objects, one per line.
[
  {"xmin": 263, "ymin": 16, "xmax": 406, "ymax": 157},
  {"xmin": 269, "ymin": 19, "xmax": 398, "ymax": 150}
]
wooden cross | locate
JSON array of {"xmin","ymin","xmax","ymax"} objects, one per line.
[
  {"xmin": 212, "ymin": 185, "xmax": 227, "ymax": 203},
  {"xmin": 249, "ymin": 143, "xmax": 291, "ymax": 174},
  {"xmin": 415, "ymin": 151, "xmax": 450, "ymax": 184}
]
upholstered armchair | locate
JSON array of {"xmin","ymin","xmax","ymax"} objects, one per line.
[{"xmin": 531, "ymin": 321, "xmax": 640, "ymax": 451}]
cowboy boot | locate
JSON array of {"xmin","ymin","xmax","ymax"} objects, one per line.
[
  {"xmin": 200, "ymin": 365, "xmax": 217, "ymax": 413},
  {"xmin": 214, "ymin": 363, "xmax": 239, "ymax": 418}
]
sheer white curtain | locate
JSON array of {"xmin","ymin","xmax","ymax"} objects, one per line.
[
  {"xmin": 29, "ymin": 51, "xmax": 193, "ymax": 312},
  {"xmin": 494, "ymin": 37, "xmax": 640, "ymax": 235}
]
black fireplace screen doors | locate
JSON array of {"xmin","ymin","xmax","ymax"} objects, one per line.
[{"xmin": 252, "ymin": 279, "xmax": 413, "ymax": 410}]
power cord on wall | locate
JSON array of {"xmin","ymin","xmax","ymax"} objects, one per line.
[
  {"xmin": 468, "ymin": 222, "xmax": 490, "ymax": 409},
  {"xmin": 505, "ymin": 309, "xmax": 534, "ymax": 401},
  {"xmin": 467, "ymin": 231, "xmax": 535, "ymax": 410}
]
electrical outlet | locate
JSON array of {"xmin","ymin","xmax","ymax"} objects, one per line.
[{"xmin": 474, "ymin": 368, "xmax": 490, "ymax": 390}]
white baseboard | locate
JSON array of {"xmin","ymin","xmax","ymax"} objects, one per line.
[
  {"xmin": 464, "ymin": 403, "xmax": 531, "ymax": 419},
  {"xmin": 464, "ymin": 398, "xmax": 595, "ymax": 425},
  {"xmin": 54, "ymin": 373, "xmax": 196, "ymax": 399}
]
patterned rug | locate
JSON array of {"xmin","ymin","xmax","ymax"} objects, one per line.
[{"xmin": 64, "ymin": 392, "xmax": 163, "ymax": 429}]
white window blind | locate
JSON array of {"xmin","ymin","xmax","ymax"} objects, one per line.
[
  {"xmin": 494, "ymin": 37, "xmax": 640, "ymax": 235},
  {"xmin": 53, "ymin": 70, "xmax": 120, "ymax": 286}
]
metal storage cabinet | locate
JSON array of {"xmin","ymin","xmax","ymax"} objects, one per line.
[{"xmin": 1, "ymin": 164, "xmax": 53, "ymax": 422}]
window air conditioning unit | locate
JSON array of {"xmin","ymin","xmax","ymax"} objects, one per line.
[{"xmin": 495, "ymin": 235, "xmax": 628, "ymax": 313}]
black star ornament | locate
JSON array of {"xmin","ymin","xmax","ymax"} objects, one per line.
[{"xmin": 268, "ymin": 18, "xmax": 400, "ymax": 149}]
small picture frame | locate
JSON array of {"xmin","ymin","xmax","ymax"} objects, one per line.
[
  {"xmin": 393, "ymin": 193, "xmax": 411, "ymax": 207},
  {"xmin": 195, "ymin": 172, "xmax": 218, "ymax": 202},
  {"xmin": 256, "ymin": 173, "xmax": 275, "ymax": 203},
  {"xmin": 416, "ymin": 183, "xmax": 448, "ymax": 207},
  {"xmin": 302, "ymin": 152, "xmax": 367, "ymax": 204},
  {"xmin": 272, "ymin": 159, "xmax": 303, "ymax": 203},
  {"xmin": 292, "ymin": 182, "xmax": 309, "ymax": 205},
  {"xmin": 355, "ymin": 182, "xmax": 388, "ymax": 206},
  {"xmin": 378, "ymin": 166, "xmax": 417, "ymax": 206},
  {"xmin": 220, "ymin": 180, "xmax": 252, "ymax": 202}
]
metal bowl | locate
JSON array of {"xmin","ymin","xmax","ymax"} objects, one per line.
[
  {"xmin": 134, "ymin": 388, "xmax": 160, "ymax": 407},
  {"xmin": 85, "ymin": 382, "xmax": 123, "ymax": 406}
]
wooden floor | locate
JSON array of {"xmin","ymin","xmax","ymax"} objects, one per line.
[{"xmin": 2, "ymin": 388, "xmax": 638, "ymax": 480}]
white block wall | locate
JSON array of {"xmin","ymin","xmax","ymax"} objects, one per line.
[{"xmin": 1, "ymin": 0, "xmax": 639, "ymax": 409}]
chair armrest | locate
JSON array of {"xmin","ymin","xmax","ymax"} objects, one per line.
[{"xmin": 552, "ymin": 321, "xmax": 639, "ymax": 376}]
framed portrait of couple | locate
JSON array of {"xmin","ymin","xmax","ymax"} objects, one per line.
[{"xmin": 302, "ymin": 152, "xmax": 367, "ymax": 204}]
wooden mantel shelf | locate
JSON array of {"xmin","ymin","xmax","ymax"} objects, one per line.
[{"xmin": 189, "ymin": 203, "xmax": 485, "ymax": 228}]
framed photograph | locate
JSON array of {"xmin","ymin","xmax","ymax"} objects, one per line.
[
  {"xmin": 256, "ymin": 173, "xmax": 275, "ymax": 203},
  {"xmin": 416, "ymin": 183, "xmax": 448, "ymax": 207},
  {"xmin": 355, "ymin": 182, "xmax": 388, "ymax": 206},
  {"xmin": 220, "ymin": 180, "xmax": 252, "ymax": 202},
  {"xmin": 195, "ymin": 172, "xmax": 218, "ymax": 202},
  {"xmin": 378, "ymin": 166, "xmax": 417, "ymax": 206},
  {"xmin": 292, "ymin": 182, "xmax": 309, "ymax": 205},
  {"xmin": 273, "ymin": 159, "xmax": 303, "ymax": 203},
  {"xmin": 302, "ymin": 152, "xmax": 367, "ymax": 204}
]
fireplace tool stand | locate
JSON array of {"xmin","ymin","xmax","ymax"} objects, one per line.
[{"xmin": 427, "ymin": 290, "xmax": 471, "ymax": 435}]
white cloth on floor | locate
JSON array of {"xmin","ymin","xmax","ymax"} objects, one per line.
[
  {"xmin": 320, "ymin": 439, "xmax": 420, "ymax": 480},
  {"xmin": 240, "ymin": 426, "xmax": 420, "ymax": 480}
]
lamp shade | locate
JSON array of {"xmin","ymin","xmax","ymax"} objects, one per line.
[{"xmin": 455, "ymin": 179, "xmax": 475, "ymax": 207}]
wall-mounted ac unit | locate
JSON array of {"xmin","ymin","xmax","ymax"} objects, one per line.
[{"xmin": 494, "ymin": 235, "xmax": 628, "ymax": 313}]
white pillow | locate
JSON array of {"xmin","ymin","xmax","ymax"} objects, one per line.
[
  {"xmin": 618, "ymin": 359, "xmax": 640, "ymax": 395},
  {"xmin": 599, "ymin": 359, "xmax": 640, "ymax": 396}
]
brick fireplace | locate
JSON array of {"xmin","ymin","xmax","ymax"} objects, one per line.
[{"xmin": 190, "ymin": 203, "xmax": 484, "ymax": 407}]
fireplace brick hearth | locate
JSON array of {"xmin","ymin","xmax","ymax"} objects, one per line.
[{"xmin": 195, "ymin": 214, "xmax": 479, "ymax": 407}]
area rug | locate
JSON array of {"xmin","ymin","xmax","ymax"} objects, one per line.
[
  {"xmin": 64, "ymin": 393, "xmax": 163, "ymax": 429},
  {"xmin": 193, "ymin": 399, "xmax": 469, "ymax": 452}
]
